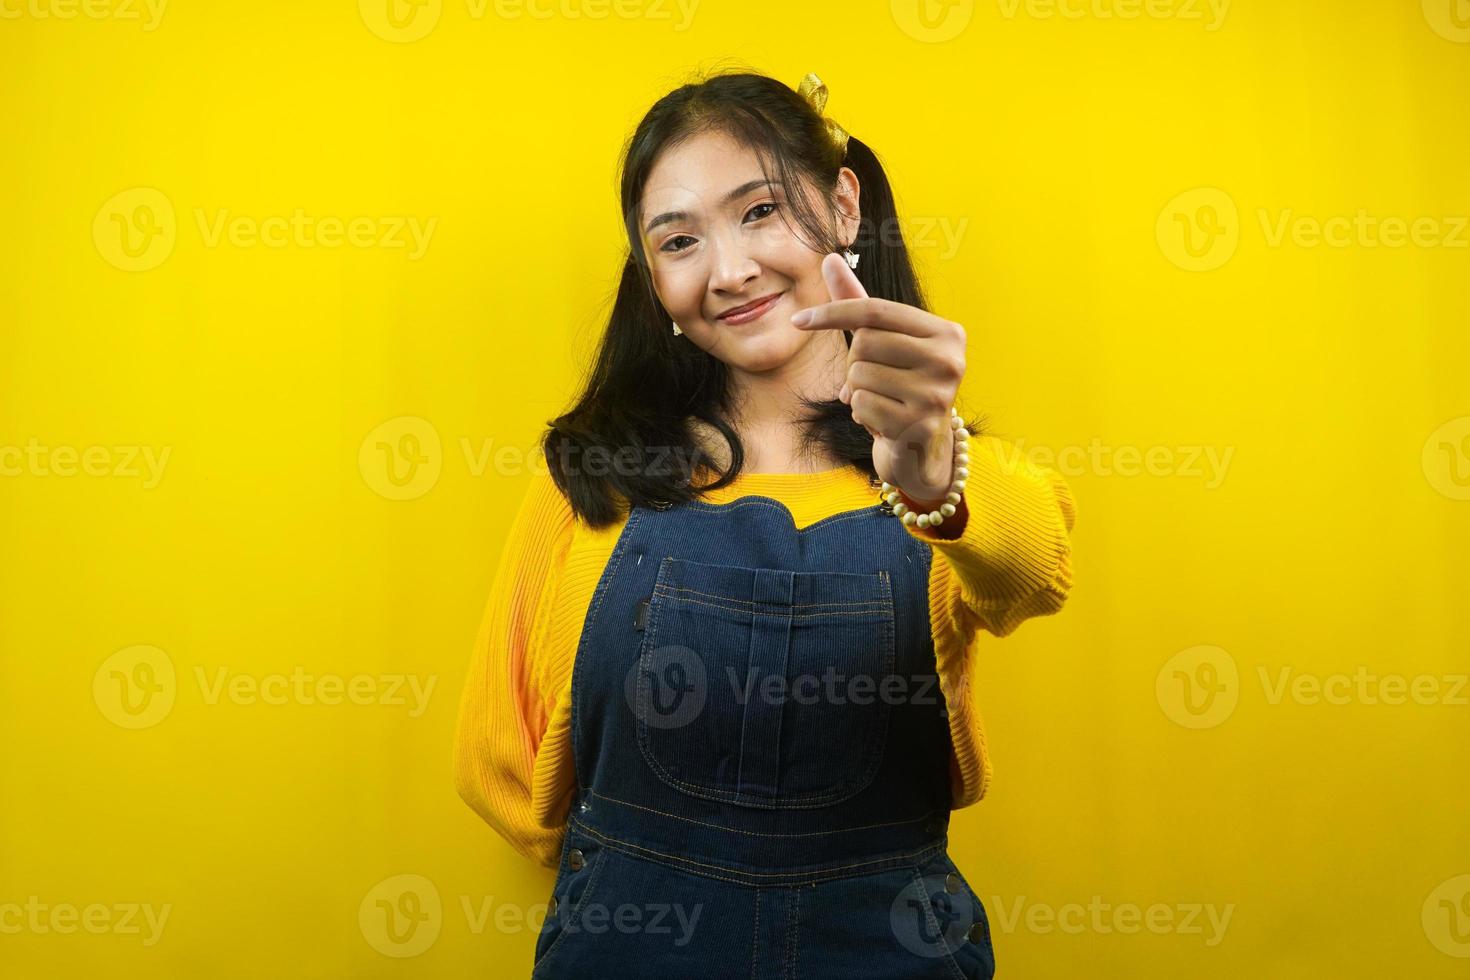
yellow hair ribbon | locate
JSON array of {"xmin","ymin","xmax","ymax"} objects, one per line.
[{"xmin": 796, "ymin": 72, "xmax": 850, "ymax": 160}]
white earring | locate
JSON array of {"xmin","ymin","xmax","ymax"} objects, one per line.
[
  {"xmin": 842, "ymin": 247, "xmax": 860, "ymax": 270},
  {"xmin": 671, "ymin": 320, "xmax": 683, "ymax": 336}
]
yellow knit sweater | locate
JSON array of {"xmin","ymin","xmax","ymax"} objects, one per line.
[{"xmin": 453, "ymin": 435, "xmax": 1076, "ymax": 868}]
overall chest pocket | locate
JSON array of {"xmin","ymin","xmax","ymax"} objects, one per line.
[{"xmin": 633, "ymin": 555, "xmax": 897, "ymax": 808}]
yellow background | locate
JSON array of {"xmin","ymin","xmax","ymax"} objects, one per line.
[{"xmin": 2, "ymin": 0, "xmax": 1468, "ymax": 976}]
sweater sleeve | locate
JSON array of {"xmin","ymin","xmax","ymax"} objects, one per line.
[
  {"xmin": 452, "ymin": 469, "xmax": 575, "ymax": 869},
  {"xmin": 901, "ymin": 434, "xmax": 1077, "ymax": 638}
]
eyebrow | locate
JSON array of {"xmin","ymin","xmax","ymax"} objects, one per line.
[{"xmin": 642, "ymin": 178, "xmax": 783, "ymax": 236}]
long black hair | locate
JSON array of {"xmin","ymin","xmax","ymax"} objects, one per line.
[{"xmin": 540, "ymin": 68, "xmax": 978, "ymax": 528}]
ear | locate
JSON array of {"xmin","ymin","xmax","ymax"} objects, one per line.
[{"xmin": 833, "ymin": 166, "xmax": 861, "ymax": 247}]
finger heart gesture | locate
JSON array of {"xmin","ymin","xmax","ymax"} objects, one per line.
[{"xmin": 791, "ymin": 252, "xmax": 969, "ymax": 509}]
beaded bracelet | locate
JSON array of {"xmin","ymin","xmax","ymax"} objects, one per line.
[{"xmin": 878, "ymin": 406, "xmax": 969, "ymax": 528}]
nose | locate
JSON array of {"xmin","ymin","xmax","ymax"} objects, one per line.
[{"xmin": 706, "ymin": 227, "xmax": 761, "ymax": 296}]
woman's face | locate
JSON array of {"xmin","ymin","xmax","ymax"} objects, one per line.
[{"xmin": 638, "ymin": 129, "xmax": 860, "ymax": 374}]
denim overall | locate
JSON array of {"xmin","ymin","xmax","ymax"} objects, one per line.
[{"xmin": 531, "ymin": 492, "xmax": 996, "ymax": 979}]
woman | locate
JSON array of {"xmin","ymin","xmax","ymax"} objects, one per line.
[{"xmin": 453, "ymin": 69, "xmax": 1076, "ymax": 979}]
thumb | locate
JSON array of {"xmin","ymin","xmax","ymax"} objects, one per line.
[{"xmin": 821, "ymin": 251, "xmax": 868, "ymax": 302}]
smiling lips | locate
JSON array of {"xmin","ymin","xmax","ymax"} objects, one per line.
[{"xmin": 716, "ymin": 291, "xmax": 784, "ymax": 325}]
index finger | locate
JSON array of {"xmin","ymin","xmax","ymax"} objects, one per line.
[{"xmin": 791, "ymin": 297, "xmax": 938, "ymax": 337}]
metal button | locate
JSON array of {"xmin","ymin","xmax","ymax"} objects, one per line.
[
  {"xmin": 548, "ymin": 895, "xmax": 558, "ymax": 916},
  {"xmin": 945, "ymin": 872, "xmax": 962, "ymax": 894},
  {"xmin": 967, "ymin": 922, "xmax": 986, "ymax": 944},
  {"xmin": 568, "ymin": 848, "xmax": 585, "ymax": 871}
]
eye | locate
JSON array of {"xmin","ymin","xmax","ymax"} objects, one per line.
[
  {"xmin": 744, "ymin": 202, "xmax": 777, "ymax": 223},
  {"xmin": 659, "ymin": 234, "xmax": 697, "ymax": 254}
]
